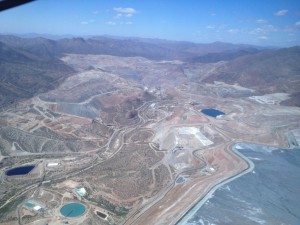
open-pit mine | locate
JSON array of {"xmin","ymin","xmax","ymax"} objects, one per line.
[{"xmin": 0, "ymin": 36, "xmax": 299, "ymax": 225}]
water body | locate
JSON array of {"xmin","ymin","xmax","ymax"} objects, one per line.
[
  {"xmin": 201, "ymin": 109, "xmax": 225, "ymax": 118},
  {"xmin": 96, "ymin": 211, "xmax": 107, "ymax": 219},
  {"xmin": 5, "ymin": 165, "xmax": 35, "ymax": 176},
  {"xmin": 60, "ymin": 203, "xmax": 86, "ymax": 217},
  {"xmin": 176, "ymin": 175, "xmax": 190, "ymax": 184},
  {"xmin": 179, "ymin": 143, "xmax": 300, "ymax": 225}
]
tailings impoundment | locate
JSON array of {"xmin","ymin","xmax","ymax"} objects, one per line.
[
  {"xmin": 181, "ymin": 143, "xmax": 300, "ymax": 225},
  {"xmin": 5, "ymin": 165, "xmax": 35, "ymax": 176},
  {"xmin": 60, "ymin": 203, "xmax": 86, "ymax": 217}
]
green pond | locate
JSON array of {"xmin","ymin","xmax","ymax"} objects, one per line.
[{"xmin": 60, "ymin": 203, "xmax": 86, "ymax": 217}]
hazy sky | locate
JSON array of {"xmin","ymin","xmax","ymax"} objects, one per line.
[{"xmin": 0, "ymin": 0, "xmax": 300, "ymax": 46}]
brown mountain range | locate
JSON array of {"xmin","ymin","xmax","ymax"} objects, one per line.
[
  {"xmin": 0, "ymin": 35, "xmax": 299, "ymax": 107},
  {"xmin": 202, "ymin": 46, "xmax": 300, "ymax": 106}
]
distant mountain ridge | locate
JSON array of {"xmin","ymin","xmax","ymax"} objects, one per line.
[
  {"xmin": 0, "ymin": 39, "xmax": 74, "ymax": 107},
  {"xmin": 202, "ymin": 46, "xmax": 300, "ymax": 106},
  {"xmin": 0, "ymin": 34, "xmax": 299, "ymax": 107},
  {"xmin": 0, "ymin": 34, "xmax": 264, "ymax": 61},
  {"xmin": 189, "ymin": 48, "xmax": 260, "ymax": 63}
]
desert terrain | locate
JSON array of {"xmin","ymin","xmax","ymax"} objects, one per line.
[{"xmin": 0, "ymin": 36, "xmax": 299, "ymax": 225}]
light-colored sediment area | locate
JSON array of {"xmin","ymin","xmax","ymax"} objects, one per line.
[
  {"xmin": 176, "ymin": 143, "xmax": 255, "ymax": 225},
  {"xmin": 124, "ymin": 143, "xmax": 248, "ymax": 225}
]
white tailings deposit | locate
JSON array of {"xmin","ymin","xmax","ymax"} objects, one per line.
[
  {"xmin": 249, "ymin": 93, "xmax": 290, "ymax": 104},
  {"xmin": 154, "ymin": 126, "xmax": 213, "ymax": 151},
  {"xmin": 177, "ymin": 127, "xmax": 213, "ymax": 146}
]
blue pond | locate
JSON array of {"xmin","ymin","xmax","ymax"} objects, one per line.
[
  {"xmin": 5, "ymin": 165, "xmax": 35, "ymax": 176},
  {"xmin": 201, "ymin": 108, "xmax": 225, "ymax": 118},
  {"xmin": 60, "ymin": 203, "xmax": 86, "ymax": 217},
  {"xmin": 176, "ymin": 177, "xmax": 185, "ymax": 184}
]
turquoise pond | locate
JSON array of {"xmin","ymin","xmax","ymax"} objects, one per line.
[{"xmin": 60, "ymin": 203, "xmax": 86, "ymax": 217}]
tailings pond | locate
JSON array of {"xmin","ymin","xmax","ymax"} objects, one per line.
[
  {"xmin": 5, "ymin": 165, "xmax": 35, "ymax": 176},
  {"xmin": 201, "ymin": 109, "xmax": 225, "ymax": 118},
  {"xmin": 60, "ymin": 203, "xmax": 86, "ymax": 217},
  {"xmin": 178, "ymin": 143, "xmax": 300, "ymax": 225}
]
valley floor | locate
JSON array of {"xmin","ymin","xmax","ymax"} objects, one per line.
[{"xmin": 0, "ymin": 54, "xmax": 299, "ymax": 225}]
